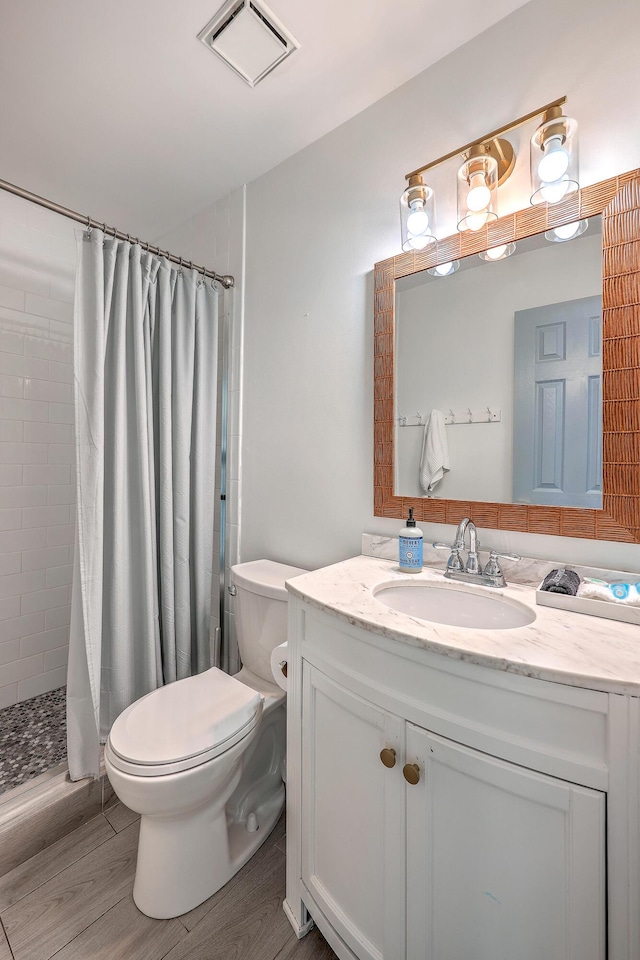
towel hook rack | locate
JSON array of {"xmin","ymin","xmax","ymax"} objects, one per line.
[{"xmin": 398, "ymin": 407, "xmax": 502, "ymax": 426}]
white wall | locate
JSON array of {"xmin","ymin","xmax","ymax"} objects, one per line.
[
  {"xmin": 240, "ymin": 0, "xmax": 640, "ymax": 573},
  {"xmin": 0, "ymin": 193, "xmax": 76, "ymax": 708}
]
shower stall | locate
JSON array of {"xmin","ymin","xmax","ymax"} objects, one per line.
[{"xmin": 0, "ymin": 181, "xmax": 234, "ymax": 810}]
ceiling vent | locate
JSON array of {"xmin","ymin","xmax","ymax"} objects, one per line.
[{"xmin": 197, "ymin": 0, "xmax": 299, "ymax": 88}]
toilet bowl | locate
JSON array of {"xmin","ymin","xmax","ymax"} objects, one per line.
[{"xmin": 104, "ymin": 559, "xmax": 307, "ymax": 919}]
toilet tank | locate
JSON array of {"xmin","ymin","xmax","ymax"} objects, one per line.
[{"xmin": 231, "ymin": 560, "xmax": 308, "ymax": 681}]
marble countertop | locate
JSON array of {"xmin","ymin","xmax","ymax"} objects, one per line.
[{"xmin": 286, "ymin": 555, "xmax": 640, "ymax": 696}]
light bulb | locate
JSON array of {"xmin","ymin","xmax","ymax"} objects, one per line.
[
  {"xmin": 428, "ymin": 259, "xmax": 459, "ymax": 277},
  {"xmin": 540, "ymin": 180, "xmax": 569, "ymax": 204},
  {"xmin": 545, "ymin": 220, "xmax": 588, "ymax": 244},
  {"xmin": 465, "ymin": 210, "xmax": 489, "ymax": 232},
  {"xmin": 406, "ymin": 199, "xmax": 429, "ymax": 235},
  {"xmin": 538, "ymin": 135, "xmax": 570, "ymax": 183},
  {"xmin": 553, "ymin": 221, "xmax": 581, "ymax": 241},
  {"xmin": 466, "ymin": 172, "xmax": 491, "ymax": 212},
  {"xmin": 435, "ymin": 262, "xmax": 454, "ymax": 276},
  {"xmin": 408, "ymin": 234, "xmax": 431, "ymax": 250},
  {"xmin": 479, "ymin": 242, "xmax": 515, "ymax": 262}
]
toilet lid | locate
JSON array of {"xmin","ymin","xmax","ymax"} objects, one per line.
[{"xmin": 108, "ymin": 668, "xmax": 262, "ymax": 768}]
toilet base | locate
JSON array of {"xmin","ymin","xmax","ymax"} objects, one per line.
[
  {"xmin": 227, "ymin": 783, "xmax": 284, "ymax": 869},
  {"xmin": 133, "ymin": 783, "xmax": 285, "ymax": 919}
]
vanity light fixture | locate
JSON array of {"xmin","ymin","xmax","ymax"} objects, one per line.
[
  {"xmin": 478, "ymin": 242, "xmax": 516, "ymax": 262},
  {"xmin": 545, "ymin": 219, "xmax": 588, "ymax": 242},
  {"xmin": 457, "ymin": 140, "xmax": 514, "ymax": 232},
  {"xmin": 400, "ymin": 174, "xmax": 437, "ymax": 251},
  {"xmin": 427, "ymin": 260, "xmax": 459, "ymax": 277},
  {"xmin": 400, "ymin": 97, "xmax": 574, "ymax": 250},
  {"xmin": 530, "ymin": 106, "xmax": 579, "ymax": 205}
]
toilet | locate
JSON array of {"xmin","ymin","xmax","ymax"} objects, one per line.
[{"xmin": 104, "ymin": 558, "xmax": 307, "ymax": 920}]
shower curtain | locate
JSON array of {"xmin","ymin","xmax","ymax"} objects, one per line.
[{"xmin": 67, "ymin": 229, "xmax": 219, "ymax": 781}]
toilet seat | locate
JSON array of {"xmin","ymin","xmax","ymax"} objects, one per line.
[{"xmin": 106, "ymin": 668, "xmax": 263, "ymax": 777}]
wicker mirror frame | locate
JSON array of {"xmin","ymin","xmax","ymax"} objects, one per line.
[{"xmin": 374, "ymin": 169, "xmax": 640, "ymax": 542}]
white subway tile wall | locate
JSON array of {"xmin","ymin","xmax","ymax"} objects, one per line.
[{"xmin": 0, "ymin": 192, "xmax": 76, "ymax": 707}]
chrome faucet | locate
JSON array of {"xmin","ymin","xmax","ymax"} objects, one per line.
[{"xmin": 433, "ymin": 517, "xmax": 521, "ymax": 588}]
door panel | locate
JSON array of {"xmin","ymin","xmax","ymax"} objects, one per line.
[
  {"xmin": 301, "ymin": 665, "xmax": 405, "ymax": 960},
  {"xmin": 535, "ymin": 378, "xmax": 565, "ymax": 490},
  {"xmin": 406, "ymin": 726, "xmax": 606, "ymax": 960}
]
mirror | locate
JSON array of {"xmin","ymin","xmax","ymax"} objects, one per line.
[
  {"xmin": 373, "ymin": 170, "xmax": 640, "ymax": 542},
  {"xmin": 395, "ymin": 221, "xmax": 602, "ymax": 509}
]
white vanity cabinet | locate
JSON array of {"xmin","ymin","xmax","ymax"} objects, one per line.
[
  {"xmin": 300, "ymin": 656, "xmax": 605, "ymax": 960},
  {"xmin": 285, "ymin": 593, "xmax": 639, "ymax": 960}
]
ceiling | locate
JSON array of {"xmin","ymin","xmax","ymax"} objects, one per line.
[{"xmin": 0, "ymin": 0, "xmax": 531, "ymax": 240}]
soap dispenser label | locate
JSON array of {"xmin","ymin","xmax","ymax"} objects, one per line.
[{"xmin": 399, "ymin": 536, "xmax": 423, "ymax": 570}]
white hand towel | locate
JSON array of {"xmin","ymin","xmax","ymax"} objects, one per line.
[{"xmin": 419, "ymin": 409, "xmax": 450, "ymax": 494}]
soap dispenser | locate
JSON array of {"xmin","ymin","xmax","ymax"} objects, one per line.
[{"xmin": 398, "ymin": 508, "xmax": 423, "ymax": 573}]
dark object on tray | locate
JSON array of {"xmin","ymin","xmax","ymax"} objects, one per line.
[{"xmin": 540, "ymin": 568, "xmax": 580, "ymax": 596}]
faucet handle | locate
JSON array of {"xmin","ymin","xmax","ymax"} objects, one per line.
[
  {"xmin": 487, "ymin": 550, "xmax": 521, "ymax": 563},
  {"xmin": 483, "ymin": 550, "xmax": 521, "ymax": 587},
  {"xmin": 432, "ymin": 541, "xmax": 464, "ymax": 573}
]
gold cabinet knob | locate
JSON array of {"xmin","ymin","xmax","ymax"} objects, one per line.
[
  {"xmin": 403, "ymin": 763, "xmax": 420, "ymax": 785},
  {"xmin": 380, "ymin": 747, "xmax": 396, "ymax": 768}
]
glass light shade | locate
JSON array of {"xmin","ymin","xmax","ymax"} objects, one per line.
[
  {"xmin": 545, "ymin": 219, "xmax": 588, "ymax": 243},
  {"xmin": 457, "ymin": 152, "xmax": 498, "ymax": 232},
  {"xmin": 400, "ymin": 176, "xmax": 437, "ymax": 252},
  {"xmin": 427, "ymin": 260, "xmax": 460, "ymax": 277},
  {"xmin": 478, "ymin": 242, "xmax": 516, "ymax": 262},
  {"xmin": 530, "ymin": 113, "xmax": 579, "ymax": 205}
]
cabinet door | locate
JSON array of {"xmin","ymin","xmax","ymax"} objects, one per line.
[
  {"xmin": 405, "ymin": 725, "xmax": 606, "ymax": 960},
  {"xmin": 302, "ymin": 664, "xmax": 405, "ymax": 960}
]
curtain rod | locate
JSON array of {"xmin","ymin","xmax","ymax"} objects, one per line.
[{"xmin": 0, "ymin": 177, "xmax": 235, "ymax": 289}]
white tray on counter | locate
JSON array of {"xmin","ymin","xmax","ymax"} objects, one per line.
[{"xmin": 536, "ymin": 582, "xmax": 640, "ymax": 626}]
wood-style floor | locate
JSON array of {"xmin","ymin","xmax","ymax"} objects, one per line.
[{"xmin": 0, "ymin": 801, "xmax": 337, "ymax": 960}]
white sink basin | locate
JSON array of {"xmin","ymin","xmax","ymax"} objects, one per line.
[{"xmin": 374, "ymin": 582, "xmax": 536, "ymax": 630}]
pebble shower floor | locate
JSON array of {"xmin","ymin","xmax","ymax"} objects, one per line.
[{"xmin": 0, "ymin": 687, "xmax": 67, "ymax": 796}]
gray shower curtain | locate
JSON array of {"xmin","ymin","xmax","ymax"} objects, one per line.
[{"xmin": 67, "ymin": 229, "xmax": 219, "ymax": 781}]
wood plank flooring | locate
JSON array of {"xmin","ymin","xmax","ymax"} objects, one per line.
[{"xmin": 0, "ymin": 802, "xmax": 337, "ymax": 960}]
